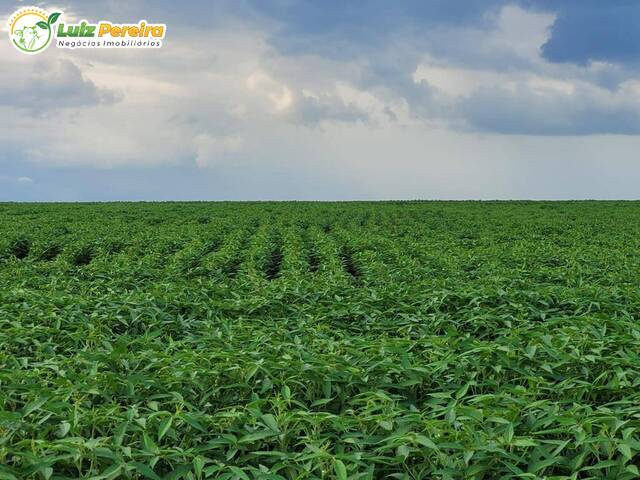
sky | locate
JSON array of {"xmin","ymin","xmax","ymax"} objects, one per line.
[{"xmin": 1, "ymin": 0, "xmax": 640, "ymax": 201}]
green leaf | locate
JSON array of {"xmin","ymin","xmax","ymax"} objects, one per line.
[
  {"xmin": 131, "ymin": 463, "xmax": 161, "ymax": 480},
  {"xmin": 158, "ymin": 416, "xmax": 172, "ymax": 440},
  {"xmin": 582, "ymin": 460, "xmax": 619, "ymax": 471},
  {"xmin": 627, "ymin": 465, "xmax": 640, "ymax": 475},
  {"xmin": 618, "ymin": 443, "xmax": 633, "ymax": 460},
  {"xmin": 396, "ymin": 445, "xmax": 411, "ymax": 459},
  {"xmin": 228, "ymin": 466, "xmax": 250, "ymax": 480},
  {"xmin": 245, "ymin": 363, "xmax": 260, "ymax": 382},
  {"xmin": 36, "ymin": 21, "xmax": 48, "ymax": 30},
  {"xmin": 378, "ymin": 420, "xmax": 394, "ymax": 431},
  {"xmin": 192, "ymin": 456, "xmax": 204, "ymax": 479},
  {"xmin": 0, "ymin": 469, "xmax": 18, "ymax": 480},
  {"xmin": 260, "ymin": 413, "xmax": 279, "ymax": 432},
  {"xmin": 238, "ymin": 430, "xmax": 278, "ymax": 443},
  {"xmin": 142, "ymin": 432, "xmax": 159, "ymax": 454},
  {"xmin": 282, "ymin": 385, "xmax": 291, "ymax": 401},
  {"xmin": 512, "ymin": 438, "xmax": 539, "ymax": 447},
  {"xmin": 504, "ymin": 423, "xmax": 514, "ymax": 443},
  {"xmin": 22, "ymin": 397, "xmax": 47, "ymax": 417},
  {"xmin": 455, "ymin": 381, "xmax": 471, "ymax": 399},
  {"xmin": 98, "ymin": 464, "xmax": 122, "ymax": 480},
  {"xmin": 334, "ymin": 459, "xmax": 348, "ymax": 480},
  {"xmin": 57, "ymin": 421, "xmax": 71, "ymax": 438},
  {"xmin": 180, "ymin": 413, "xmax": 206, "ymax": 432},
  {"xmin": 113, "ymin": 422, "xmax": 128, "ymax": 446},
  {"xmin": 414, "ymin": 435, "xmax": 438, "ymax": 450}
]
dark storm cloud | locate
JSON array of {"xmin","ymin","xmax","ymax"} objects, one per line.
[{"xmin": 534, "ymin": 1, "xmax": 640, "ymax": 65}]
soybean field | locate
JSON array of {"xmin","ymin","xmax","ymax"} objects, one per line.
[{"xmin": 1, "ymin": 201, "xmax": 640, "ymax": 480}]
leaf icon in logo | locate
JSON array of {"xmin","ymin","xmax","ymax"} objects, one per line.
[
  {"xmin": 48, "ymin": 12, "xmax": 61, "ymax": 25},
  {"xmin": 36, "ymin": 21, "xmax": 49, "ymax": 30}
]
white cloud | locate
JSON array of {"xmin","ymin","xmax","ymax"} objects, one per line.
[
  {"xmin": 2, "ymin": 1, "xmax": 640, "ymax": 200},
  {"xmin": 487, "ymin": 5, "xmax": 555, "ymax": 61},
  {"xmin": 413, "ymin": 64, "xmax": 516, "ymax": 97},
  {"xmin": 246, "ymin": 71, "xmax": 293, "ymax": 112},
  {"xmin": 193, "ymin": 134, "xmax": 243, "ymax": 168},
  {"xmin": 406, "ymin": 4, "xmax": 640, "ymax": 135},
  {"xmin": 0, "ymin": 175, "xmax": 34, "ymax": 185}
]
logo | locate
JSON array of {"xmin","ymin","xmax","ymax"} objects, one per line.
[
  {"xmin": 7, "ymin": 7, "xmax": 166, "ymax": 54},
  {"xmin": 8, "ymin": 7, "xmax": 61, "ymax": 54}
]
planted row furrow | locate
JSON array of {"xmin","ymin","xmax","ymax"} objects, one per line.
[
  {"xmin": 307, "ymin": 250, "xmax": 320, "ymax": 273},
  {"xmin": 32, "ymin": 240, "xmax": 62, "ymax": 261},
  {"xmin": 237, "ymin": 222, "xmax": 283, "ymax": 282},
  {"xmin": 264, "ymin": 242, "xmax": 283, "ymax": 280},
  {"xmin": 339, "ymin": 245, "xmax": 362, "ymax": 285},
  {"xmin": 197, "ymin": 223, "xmax": 256, "ymax": 280},
  {"xmin": 4, "ymin": 236, "xmax": 31, "ymax": 259},
  {"xmin": 278, "ymin": 224, "xmax": 308, "ymax": 280},
  {"xmin": 168, "ymin": 232, "xmax": 224, "ymax": 276},
  {"xmin": 332, "ymin": 227, "xmax": 392, "ymax": 286},
  {"xmin": 306, "ymin": 226, "xmax": 348, "ymax": 281},
  {"xmin": 339, "ymin": 221, "xmax": 436, "ymax": 284},
  {"xmin": 2, "ymin": 234, "xmax": 71, "ymax": 263}
]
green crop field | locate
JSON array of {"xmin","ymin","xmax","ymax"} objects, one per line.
[{"xmin": 1, "ymin": 201, "xmax": 640, "ymax": 480}]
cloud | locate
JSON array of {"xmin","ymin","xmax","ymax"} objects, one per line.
[
  {"xmin": 0, "ymin": 175, "xmax": 34, "ymax": 186},
  {"xmin": 456, "ymin": 82, "xmax": 640, "ymax": 135},
  {"xmin": 2, "ymin": 0, "xmax": 637, "ymax": 169},
  {"xmin": 193, "ymin": 134, "xmax": 243, "ymax": 168},
  {"xmin": 246, "ymin": 71, "xmax": 294, "ymax": 113},
  {"xmin": 3, "ymin": 0, "xmax": 640, "ymax": 201},
  {"xmin": 404, "ymin": 4, "xmax": 640, "ymax": 135},
  {"xmin": 0, "ymin": 57, "xmax": 119, "ymax": 112},
  {"xmin": 412, "ymin": 60, "xmax": 640, "ymax": 135},
  {"xmin": 250, "ymin": 0, "xmax": 508, "ymax": 59}
]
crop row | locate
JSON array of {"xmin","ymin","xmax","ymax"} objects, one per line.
[{"xmin": 0, "ymin": 223, "xmax": 376, "ymax": 287}]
